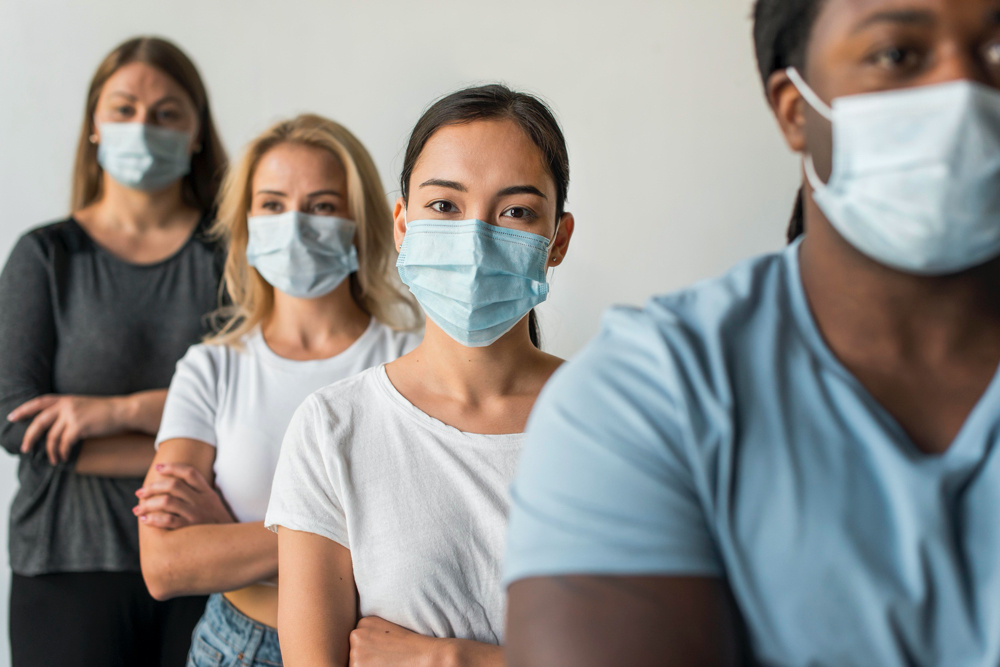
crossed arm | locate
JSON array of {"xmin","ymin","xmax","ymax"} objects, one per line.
[
  {"xmin": 6, "ymin": 389, "xmax": 167, "ymax": 477},
  {"xmin": 277, "ymin": 528, "xmax": 504, "ymax": 667},
  {"xmin": 505, "ymin": 575, "xmax": 743, "ymax": 667},
  {"xmin": 137, "ymin": 437, "xmax": 279, "ymax": 600}
]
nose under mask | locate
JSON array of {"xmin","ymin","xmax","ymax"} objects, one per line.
[
  {"xmin": 96, "ymin": 122, "xmax": 193, "ymax": 192},
  {"xmin": 786, "ymin": 67, "xmax": 1000, "ymax": 276}
]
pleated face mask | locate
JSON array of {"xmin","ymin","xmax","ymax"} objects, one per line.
[
  {"xmin": 397, "ymin": 217, "xmax": 551, "ymax": 347},
  {"xmin": 246, "ymin": 211, "xmax": 359, "ymax": 299},
  {"xmin": 96, "ymin": 122, "xmax": 193, "ymax": 191},
  {"xmin": 787, "ymin": 68, "xmax": 1000, "ymax": 275}
]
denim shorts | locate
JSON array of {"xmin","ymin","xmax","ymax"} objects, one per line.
[{"xmin": 187, "ymin": 593, "xmax": 282, "ymax": 667}]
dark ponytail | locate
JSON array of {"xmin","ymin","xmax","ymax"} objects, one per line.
[{"xmin": 400, "ymin": 83, "xmax": 570, "ymax": 349}]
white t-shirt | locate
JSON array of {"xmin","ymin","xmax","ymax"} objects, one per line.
[
  {"xmin": 156, "ymin": 320, "xmax": 421, "ymax": 523},
  {"xmin": 265, "ymin": 365, "xmax": 523, "ymax": 645}
]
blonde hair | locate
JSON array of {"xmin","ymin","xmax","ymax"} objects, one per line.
[
  {"xmin": 206, "ymin": 114, "xmax": 421, "ymax": 345},
  {"xmin": 71, "ymin": 36, "xmax": 227, "ymax": 213}
]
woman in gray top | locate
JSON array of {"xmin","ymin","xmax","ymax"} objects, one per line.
[{"xmin": 0, "ymin": 37, "xmax": 227, "ymax": 667}]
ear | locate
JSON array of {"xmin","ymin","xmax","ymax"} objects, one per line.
[
  {"xmin": 392, "ymin": 197, "xmax": 407, "ymax": 251},
  {"xmin": 547, "ymin": 212, "xmax": 575, "ymax": 268},
  {"xmin": 766, "ymin": 70, "xmax": 807, "ymax": 153}
]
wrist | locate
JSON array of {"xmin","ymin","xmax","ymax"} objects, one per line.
[
  {"xmin": 433, "ymin": 638, "xmax": 463, "ymax": 667},
  {"xmin": 109, "ymin": 395, "xmax": 139, "ymax": 431}
]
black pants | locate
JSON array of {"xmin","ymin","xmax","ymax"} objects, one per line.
[{"xmin": 10, "ymin": 571, "xmax": 207, "ymax": 667}]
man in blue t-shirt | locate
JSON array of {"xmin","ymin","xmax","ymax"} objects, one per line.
[{"xmin": 503, "ymin": 0, "xmax": 1000, "ymax": 665}]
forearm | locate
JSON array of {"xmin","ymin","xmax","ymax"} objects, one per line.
[
  {"xmin": 113, "ymin": 389, "xmax": 168, "ymax": 435},
  {"xmin": 75, "ymin": 433, "xmax": 155, "ymax": 477},
  {"xmin": 447, "ymin": 639, "xmax": 504, "ymax": 667},
  {"xmin": 140, "ymin": 521, "xmax": 278, "ymax": 600}
]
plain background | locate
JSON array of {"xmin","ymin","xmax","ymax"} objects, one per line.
[{"xmin": 0, "ymin": 0, "xmax": 800, "ymax": 662}]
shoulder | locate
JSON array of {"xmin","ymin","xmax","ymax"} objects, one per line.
[
  {"xmin": 6, "ymin": 219, "xmax": 84, "ymax": 264},
  {"xmin": 536, "ymin": 248, "xmax": 794, "ymax": 438},
  {"xmin": 174, "ymin": 339, "xmax": 241, "ymax": 387},
  {"xmin": 310, "ymin": 365, "xmax": 385, "ymax": 412}
]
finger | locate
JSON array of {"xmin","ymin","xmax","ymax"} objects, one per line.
[
  {"xmin": 136, "ymin": 478, "xmax": 197, "ymax": 503},
  {"xmin": 58, "ymin": 424, "xmax": 79, "ymax": 463},
  {"xmin": 45, "ymin": 417, "xmax": 67, "ymax": 466},
  {"xmin": 139, "ymin": 512, "xmax": 187, "ymax": 530},
  {"xmin": 20, "ymin": 407, "xmax": 59, "ymax": 453},
  {"xmin": 7, "ymin": 395, "xmax": 58, "ymax": 422},
  {"xmin": 154, "ymin": 463, "xmax": 210, "ymax": 492},
  {"xmin": 134, "ymin": 495, "xmax": 197, "ymax": 523}
]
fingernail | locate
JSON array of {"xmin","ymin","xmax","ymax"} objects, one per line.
[
  {"xmin": 155, "ymin": 464, "xmax": 164, "ymax": 470},
  {"xmin": 140, "ymin": 516, "xmax": 147, "ymax": 522},
  {"xmin": 135, "ymin": 489, "xmax": 145, "ymax": 497},
  {"xmin": 6, "ymin": 413, "xmax": 14, "ymax": 421}
]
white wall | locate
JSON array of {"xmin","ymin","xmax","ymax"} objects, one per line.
[{"xmin": 0, "ymin": 0, "xmax": 800, "ymax": 663}]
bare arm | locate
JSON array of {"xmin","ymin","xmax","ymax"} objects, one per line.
[
  {"xmin": 75, "ymin": 433, "xmax": 155, "ymax": 477},
  {"xmin": 349, "ymin": 616, "xmax": 503, "ymax": 667},
  {"xmin": 9, "ymin": 389, "xmax": 167, "ymax": 476},
  {"xmin": 278, "ymin": 527, "xmax": 356, "ymax": 667},
  {"xmin": 138, "ymin": 438, "xmax": 278, "ymax": 600},
  {"xmin": 505, "ymin": 575, "xmax": 742, "ymax": 667}
]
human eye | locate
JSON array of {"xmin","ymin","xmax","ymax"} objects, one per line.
[
  {"xmin": 260, "ymin": 200, "xmax": 283, "ymax": 213},
  {"xmin": 866, "ymin": 44, "xmax": 925, "ymax": 72},
  {"xmin": 312, "ymin": 201, "xmax": 337, "ymax": 215},
  {"xmin": 111, "ymin": 105, "xmax": 135, "ymax": 120},
  {"xmin": 501, "ymin": 206, "xmax": 537, "ymax": 221},
  {"xmin": 427, "ymin": 200, "xmax": 458, "ymax": 214},
  {"xmin": 156, "ymin": 108, "xmax": 182, "ymax": 123}
]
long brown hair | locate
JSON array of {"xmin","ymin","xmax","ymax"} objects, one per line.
[
  {"xmin": 70, "ymin": 36, "xmax": 227, "ymax": 213},
  {"xmin": 206, "ymin": 114, "xmax": 421, "ymax": 345}
]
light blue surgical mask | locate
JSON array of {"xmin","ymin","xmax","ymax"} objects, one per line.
[
  {"xmin": 246, "ymin": 211, "xmax": 359, "ymax": 299},
  {"xmin": 787, "ymin": 68, "xmax": 1000, "ymax": 275},
  {"xmin": 397, "ymin": 216, "xmax": 552, "ymax": 347},
  {"xmin": 97, "ymin": 122, "xmax": 192, "ymax": 191}
]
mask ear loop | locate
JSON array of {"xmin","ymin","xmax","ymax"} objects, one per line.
[
  {"xmin": 786, "ymin": 67, "xmax": 834, "ymax": 196},
  {"xmin": 545, "ymin": 217, "xmax": 562, "ymax": 283}
]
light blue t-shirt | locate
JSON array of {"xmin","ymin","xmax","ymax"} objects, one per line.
[{"xmin": 505, "ymin": 241, "xmax": 1000, "ymax": 667}]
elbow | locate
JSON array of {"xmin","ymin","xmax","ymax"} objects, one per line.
[{"xmin": 140, "ymin": 549, "xmax": 184, "ymax": 601}]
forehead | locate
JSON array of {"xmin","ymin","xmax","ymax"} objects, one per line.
[
  {"xmin": 253, "ymin": 142, "xmax": 345, "ymax": 187},
  {"xmin": 413, "ymin": 119, "xmax": 553, "ymax": 192},
  {"xmin": 815, "ymin": 0, "xmax": 1000, "ymax": 32},
  {"xmin": 101, "ymin": 61, "xmax": 191, "ymax": 104}
]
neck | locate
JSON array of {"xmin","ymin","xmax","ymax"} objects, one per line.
[
  {"xmin": 88, "ymin": 175, "xmax": 193, "ymax": 232},
  {"xmin": 799, "ymin": 189, "xmax": 1000, "ymax": 362},
  {"xmin": 262, "ymin": 279, "xmax": 370, "ymax": 353},
  {"xmin": 409, "ymin": 318, "xmax": 545, "ymax": 402}
]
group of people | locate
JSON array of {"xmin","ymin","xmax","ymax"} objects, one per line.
[{"xmin": 4, "ymin": 0, "xmax": 1000, "ymax": 665}]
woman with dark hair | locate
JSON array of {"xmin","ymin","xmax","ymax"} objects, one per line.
[
  {"xmin": 503, "ymin": 0, "xmax": 1000, "ymax": 665},
  {"xmin": 265, "ymin": 84, "xmax": 575, "ymax": 666},
  {"xmin": 0, "ymin": 36, "xmax": 226, "ymax": 666}
]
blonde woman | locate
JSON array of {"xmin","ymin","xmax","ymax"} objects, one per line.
[
  {"xmin": 135, "ymin": 114, "xmax": 421, "ymax": 667},
  {"xmin": 0, "ymin": 37, "xmax": 226, "ymax": 667}
]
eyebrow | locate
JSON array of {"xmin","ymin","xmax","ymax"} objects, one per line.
[
  {"xmin": 498, "ymin": 185, "xmax": 547, "ymax": 199},
  {"xmin": 420, "ymin": 179, "xmax": 466, "ymax": 192},
  {"xmin": 106, "ymin": 92, "xmax": 186, "ymax": 107},
  {"xmin": 254, "ymin": 189, "xmax": 343, "ymax": 197},
  {"xmin": 851, "ymin": 9, "xmax": 935, "ymax": 34}
]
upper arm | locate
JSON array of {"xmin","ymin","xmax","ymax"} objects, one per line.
[
  {"xmin": 506, "ymin": 575, "xmax": 742, "ymax": 667},
  {"xmin": 0, "ymin": 233, "xmax": 56, "ymax": 455},
  {"xmin": 156, "ymin": 345, "xmax": 222, "ymax": 448},
  {"xmin": 505, "ymin": 308, "xmax": 722, "ymax": 583},
  {"xmin": 277, "ymin": 527, "xmax": 356, "ymax": 667}
]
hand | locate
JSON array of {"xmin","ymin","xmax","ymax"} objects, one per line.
[
  {"xmin": 134, "ymin": 463, "xmax": 235, "ymax": 530},
  {"xmin": 349, "ymin": 617, "xmax": 454, "ymax": 667},
  {"xmin": 8, "ymin": 395, "xmax": 125, "ymax": 464}
]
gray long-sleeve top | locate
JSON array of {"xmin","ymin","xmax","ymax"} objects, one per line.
[{"xmin": 0, "ymin": 217, "xmax": 222, "ymax": 575}]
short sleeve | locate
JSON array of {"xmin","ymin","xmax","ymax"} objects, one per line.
[
  {"xmin": 155, "ymin": 344, "xmax": 222, "ymax": 448},
  {"xmin": 0, "ymin": 232, "xmax": 57, "ymax": 457},
  {"xmin": 265, "ymin": 393, "xmax": 349, "ymax": 548},
  {"xmin": 503, "ymin": 306, "xmax": 723, "ymax": 585}
]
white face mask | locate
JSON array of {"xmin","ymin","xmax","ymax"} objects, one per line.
[{"xmin": 787, "ymin": 67, "xmax": 1000, "ymax": 275}]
